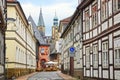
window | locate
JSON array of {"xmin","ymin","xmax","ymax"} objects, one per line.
[
  {"xmin": 101, "ymin": 0, "xmax": 108, "ymax": 21},
  {"xmin": 114, "ymin": 37, "xmax": 120, "ymax": 68},
  {"xmin": 41, "ymin": 48, "xmax": 45, "ymax": 54},
  {"xmin": 93, "ymin": 45, "xmax": 98, "ymax": 68},
  {"xmin": 92, "ymin": 3, "xmax": 97, "ymax": 28},
  {"xmin": 86, "ymin": 47, "xmax": 90, "ymax": 68},
  {"xmin": 102, "ymin": 41, "xmax": 108, "ymax": 68},
  {"xmin": 114, "ymin": 0, "xmax": 120, "ymax": 12},
  {"xmin": 85, "ymin": 9, "xmax": 90, "ymax": 31}
]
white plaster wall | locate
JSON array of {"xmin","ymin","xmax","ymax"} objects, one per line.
[
  {"xmin": 109, "ymin": 50, "xmax": 113, "ymax": 64},
  {"xmin": 114, "ymin": 13, "xmax": 120, "ymax": 25},
  {"xmin": 83, "ymin": 46, "xmax": 85, "ymax": 55},
  {"xmin": 109, "ymin": 34, "xmax": 113, "ymax": 48},
  {"xmin": 99, "ymin": 40, "xmax": 101, "ymax": 51},
  {"xmin": 94, "ymin": 70, "xmax": 98, "ymax": 77},
  {"xmin": 109, "ymin": 18, "xmax": 112, "ymax": 28},
  {"xmin": 115, "ymin": 71, "xmax": 120, "ymax": 80},
  {"xmin": 99, "ymin": 52, "xmax": 101, "ymax": 64},
  {"xmin": 84, "ymin": 56, "xmax": 86, "ymax": 66},
  {"xmin": 114, "ymin": 30, "xmax": 120, "ymax": 37},
  {"xmin": 103, "ymin": 70, "xmax": 109, "ymax": 78},
  {"xmin": 84, "ymin": 67, "xmax": 86, "ymax": 76},
  {"xmin": 90, "ymin": 31, "xmax": 92, "ymax": 38},
  {"xmin": 90, "ymin": 18, "xmax": 92, "ymax": 30},
  {"xmin": 86, "ymin": 33, "xmax": 89, "ymax": 39},
  {"xmin": 98, "ymin": 0, "xmax": 101, "ymax": 9},
  {"xmin": 90, "ymin": 54, "xmax": 92, "ymax": 65},
  {"xmin": 86, "ymin": 70, "xmax": 90, "ymax": 76},
  {"xmin": 83, "ymin": 34, "xmax": 86, "ymax": 40},
  {"xmin": 102, "ymin": 21, "xmax": 108, "ymax": 31},
  {"xmin": 98, "ymin": 11, "xmax": 101, "ymax": 25},
  {"xmin": 89, "ymin": 5, "xmax": 92, "ymax": 16},
  {"xmin": 102, "ymin": 36, "xmax": 108, "ymax": 41},
  {"xmin": 93, "ymin": 28, "xmax": 97, "ymax": 37},
  {"xmin": 110, "ymin": 66, "xmax": 113, "ymax": 79},
  {"xmin": 91, "ymin": 67, "xmax": 93, "ymax": 77},
  {"xmin": 99, "ymin": 66, "xmax": 102, "ymax": 78}
]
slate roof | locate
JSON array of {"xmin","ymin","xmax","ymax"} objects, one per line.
[{"xmin": 28, "ymin": 15, "xmax": 46, "ymax": 45}]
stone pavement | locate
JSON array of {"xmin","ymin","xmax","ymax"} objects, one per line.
[
  {"xmin": 57, "ymin": 71, "xmax": 76, "ymax": 80},
  {"xmin": 15, "ymin": 71, "xmax": 76, "ymax": 80},
  {"xmin": 15, "ymin": 72, "xmax": 38, "ymax": 80}
]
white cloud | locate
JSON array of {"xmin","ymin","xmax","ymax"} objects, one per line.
[{"xmin": 21, "ymin": 2, "xmax": 77, "ymax": 36}]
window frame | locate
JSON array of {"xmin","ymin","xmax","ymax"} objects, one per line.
[
  {"xmin": 92, "ymin": 3, "xmax": 98, "ymax": 28},
  {"xmin": 113, "ymin": 0, "xmax": 120, "ymax": 12},
  {"xmin": 101, "ymin": 0, "xmax": 108, "ymax": 21},
  {"xmin": 85, "ymin": 9, "xmax": 90, "ymax": 32},
  {"xmin": 114, "ymin": 37, "xmax": 120, "ymax": 68},
  {"xmin": 102, "ymin": 41, "xmax": 108, "ymax": 68},
  {"xmin": 93, "ymin": 44, "xmax": 98, "ymax": 68}
]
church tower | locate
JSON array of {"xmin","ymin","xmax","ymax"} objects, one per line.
[
  {"xmin": 52, "ymin": 12, "xmax": 59, "ymax": 42},
  {"xmin": 53, "ymin": 12, "xmax": 58, "ymax": 26},
  {"xmin": 37, "ymin": 8, "xmax": 45, "ymax": 36}
]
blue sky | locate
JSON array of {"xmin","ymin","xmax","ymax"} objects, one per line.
[{"xmin": 18, "ymin": 0, "xmax": 78, "ymax": 36}]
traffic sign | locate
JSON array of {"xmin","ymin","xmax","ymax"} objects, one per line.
[{"xmin": 69, "ymin": 47, "xmax": 75, "ymax": 57}]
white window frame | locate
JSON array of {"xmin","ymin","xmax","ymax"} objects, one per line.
[
  {"xmin": 113, "ymin": 0, "xmax": 120, "ymax": 12},
  {"xmin": 114, "ymin": 37, "xmax": 120, "ymax": 68},
  {"xmin": 92, "ymin": 3, "xmax": 98, "ymax": 28},
  {"xmin": 102, "ymin": 41, "xmax": 108, "ymax": 68},
  {"xmin": 93, "ymin": 45, "xmax": 98, "ymax": 68},
  {"xmin": 85, "ymin": 9, "xmax": 90, "ymax": 32},
  {"xmin": 101, "ymin": 0, "xmax": 108, "ymax": 21}
]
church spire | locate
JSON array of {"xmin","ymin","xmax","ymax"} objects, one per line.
[
  {"xmin": 37, "ymin": 7, "xmax": 45, "ymax": 36},
  {"xmin": 38, "ymin": 8, "xmax": 45, "ymax": 27},
  {"xmin": 53, "ymin": 11, "xmax": 58, "ymax": 26}
]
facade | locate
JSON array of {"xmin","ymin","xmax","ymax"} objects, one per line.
[
  {"xmin": 0, "ymin": 0, "xmax": 6, "ymax": 80},
  {"xmin": 60, "ymin": 0, "xmax": 120, "ymax": 79},
  {"xmin": 82, "ymin": 0, "xmax": 120, "ymax": 80},
  {"xmin": 6, "ymin": 0, "xmax": 36, "ymax": 78},
  {"xmin": 36, "ymin": 8, "xmax": 50, "ymax": 71},
  {"xmin": 59, "ymin": 17, "xmax": 71, "ymax": 73},
  {"xmin": 60, "ymin": 17, "xmax": 73, "ymax": 75},
  {"xmin": 60, "ymin": 12, "xmax": 83, "ymax": 79},
  {"xmin": 37, "ymin": 45, "xmax": 50, "ymax": 71}
]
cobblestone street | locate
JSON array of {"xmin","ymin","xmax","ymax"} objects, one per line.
[{"xmin": 28, "ymin": 71, "xmax": 63, "ymax": 80}]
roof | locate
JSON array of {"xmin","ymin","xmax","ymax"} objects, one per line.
[
  {"xmin": 38, "ymin": 8, "xmax": 45, "ymax": 27},
  {"xmin": 28, "ymin": 15, "xmax": 47, "ymax": 45},
  {"xmin": 7, "ymin": 0, "xmax": 28, "ymax": 26},
  {"xmin": 58, "ymin": 16, "xmax": 72, "ymax": 33},
  {"xmin": 60, "ymin": 16, "xmax": 72, "ymax": 23}
]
